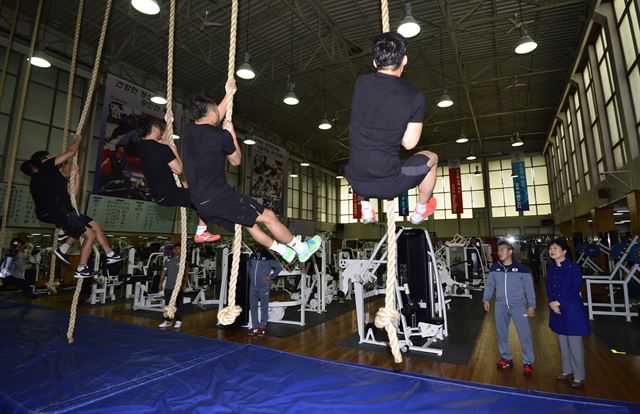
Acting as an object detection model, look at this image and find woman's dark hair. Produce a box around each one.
[189,93,217,120]
[20,160,34,176]
[548,238,573,260]
[135,115,165,137]
[30,150,50,166]
[372,32,407,69]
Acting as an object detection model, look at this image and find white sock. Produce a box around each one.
[361,200,372,210]
[59,244,70,254]
[196,225,207,235]
[269,241,289,256]
[287,237,307,254]
[106,250,115,257]
[415,202,427,213]
[77,264,87,271]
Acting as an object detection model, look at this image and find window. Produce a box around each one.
[317,170,337,223]
[287,160,300,219]
[339,178,356,223]
[615,0,640,148]
[489,156,551,217]
[300,165,314,220]
[566,108,581,195]
[595,30,627,169]
[573,92,591,190]
[427,162,483,220]
[583,61,606,178]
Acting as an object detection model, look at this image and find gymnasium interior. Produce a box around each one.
[0,0,639,412]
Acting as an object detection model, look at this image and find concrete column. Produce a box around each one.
[591,206,615,233]
[628,192,640,236]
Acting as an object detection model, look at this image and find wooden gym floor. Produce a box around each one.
[10,282,640,403]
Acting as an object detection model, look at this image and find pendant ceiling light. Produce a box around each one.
[397,3,420,38]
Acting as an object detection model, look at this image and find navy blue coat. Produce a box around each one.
[546,259,591,336]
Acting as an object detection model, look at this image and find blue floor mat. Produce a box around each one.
[0,298,637,414]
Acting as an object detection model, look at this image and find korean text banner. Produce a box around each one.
[512,159,530,211]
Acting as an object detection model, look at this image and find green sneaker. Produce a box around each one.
[297,235,322,263]
[276,245,297,264]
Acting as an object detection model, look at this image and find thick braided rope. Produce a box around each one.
[67,0,112,344]
[0,0,20,107]
[374,0,402,363]
[162,0,189,319]
[48,0,85,294]
[374,200,402,363]
[217,0,242,326]
[0,0,43,251]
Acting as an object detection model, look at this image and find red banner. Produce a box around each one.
[449,165,463,214]
[352,192,362,219]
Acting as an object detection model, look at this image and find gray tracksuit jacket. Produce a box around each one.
[483,260,536,309]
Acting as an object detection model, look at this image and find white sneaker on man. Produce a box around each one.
[174,321,182,329]
[158,321,172,328]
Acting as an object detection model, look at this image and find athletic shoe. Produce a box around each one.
[106,252,126,265]
[56,229,67,241]
[557,373,572,381]
[194,231,221,243]
[74,266,98,279]
[174,321,182,329]
[496,358,513,369]
[54,247,71,265]
[410,196,437,225]
[523,363,533,376]
[362,206,377,224]
[279,246,297,264]
[297,235,322,263]
[248,327,260,336]
[159,321,172,328]
[255,328,265,337]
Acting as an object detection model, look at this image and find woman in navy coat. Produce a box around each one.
[546,238,591,388]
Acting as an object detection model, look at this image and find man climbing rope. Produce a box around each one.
[21,134,125,278]
[182,81,321,264]
[345,32,438,224]
[136,112,220,243]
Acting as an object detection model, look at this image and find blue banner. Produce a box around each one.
[512,160,530,211]
[399,192,409,216]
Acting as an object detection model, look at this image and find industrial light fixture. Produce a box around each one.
[289,173,299,178]
[613,212,624,216]
[243,137,256,145]
[28,40,51,68]
[397,3,420,38]
[473,166,481,176]
[236,52,256,80]
[172,134,180,140]
[466,153,477,161]
[617,209,629,213]
[515,27,537,54]
[437,32,453,108]
[283,77,299,105]
[511,131,524,147]
[456,128,469,144]
[437,89,453,108]
[318,115,332,130]
[131,0,160,15]
[335,175,344,179]
[151,92,167,105]
[300,162,310,167]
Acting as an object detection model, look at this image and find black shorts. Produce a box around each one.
[195,189,265,232]
[154,187,192,208]
[37,210,93,239]
[348,154,430,199]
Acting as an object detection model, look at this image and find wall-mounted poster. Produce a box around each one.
[250,139,286,218]
[92,74,183,201]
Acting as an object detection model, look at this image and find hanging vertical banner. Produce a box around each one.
[93,74,183,200]
[398,191,409,216]
[352,192,362,219]
[512,158,530,211]
[250,138,286,218]
[448,159,463,214]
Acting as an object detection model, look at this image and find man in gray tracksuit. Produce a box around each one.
[483,241,537,375]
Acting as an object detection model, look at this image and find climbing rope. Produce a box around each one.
[67,0,113,344]
[372,0,403,364]
[0,0,21,106]
[162,0,189,320]
[0,0,43,252]
[216,0,242,326]
[47,0,85,295]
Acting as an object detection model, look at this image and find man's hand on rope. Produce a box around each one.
[164,110,174,125]
[223,120,235,134]
[70,133,82,151]
[225,79,237,96]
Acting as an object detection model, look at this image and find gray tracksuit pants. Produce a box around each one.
[495,304,535,364]
[250,285,269,329]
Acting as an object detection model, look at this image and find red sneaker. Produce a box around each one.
[523,363,533,376]
[410,197,437,224]
[496,358,513,369]
[255,328,265,337]
[194,231,221,243]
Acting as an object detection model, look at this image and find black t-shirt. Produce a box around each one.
[346,72,425,183]
[30,158,72,215]
[137,139,177,196]
[182,123,236,203]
